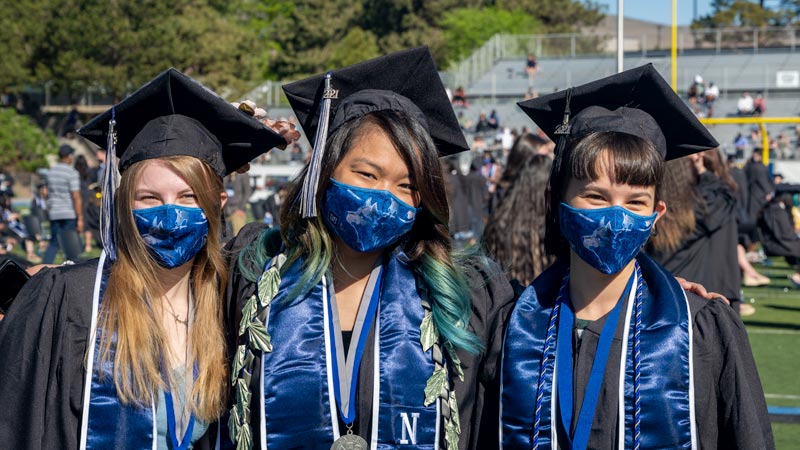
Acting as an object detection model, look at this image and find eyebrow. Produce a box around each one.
[581,184,654,199]
[350,157,411,180]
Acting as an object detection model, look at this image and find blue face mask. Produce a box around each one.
[133,204,209,268]
[322,178,419,253]
[559,202,656,275]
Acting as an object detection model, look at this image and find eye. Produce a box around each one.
[398,183,417,191]
[182,193,197,199]
[356,171,377,180]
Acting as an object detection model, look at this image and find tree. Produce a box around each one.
[1,0,261,99]
[239,0,365,79]
[0,108,57,172]
[494,0,604,32]
[440,8,540,64]
[691,0,790,27]
[0,0,50,89]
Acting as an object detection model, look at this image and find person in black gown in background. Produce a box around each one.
[648,149,745,313]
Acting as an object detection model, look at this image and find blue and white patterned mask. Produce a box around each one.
[133,204,209,268]
[559,202,656,275]
[322,178,419,253]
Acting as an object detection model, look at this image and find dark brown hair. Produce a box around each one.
[545,131,664,256]
[647,157,699,254]
[702,148,738,192]
[484,154,553,285]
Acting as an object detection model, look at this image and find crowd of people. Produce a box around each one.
[0,50,778,450]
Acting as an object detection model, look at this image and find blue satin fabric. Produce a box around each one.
[86,261,154,450]
[322,179,418,253]
[261,251,437,449]
[559,203,656,275]
[375,252,437,449]
[501,254,692,449]
[133,204,209,268]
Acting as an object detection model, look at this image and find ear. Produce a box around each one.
[220,191,228,209]
[653,200,667,225]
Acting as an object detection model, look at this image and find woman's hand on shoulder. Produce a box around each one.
[675,276,730,305]
[262,118,301,149]
[26,264,58,277]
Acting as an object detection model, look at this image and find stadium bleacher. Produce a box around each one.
[469,52,800,97]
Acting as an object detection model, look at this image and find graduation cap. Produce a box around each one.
[282,46,468,217]
[76,68,285,261]
[517,63,718,160]
[78,68,285,177]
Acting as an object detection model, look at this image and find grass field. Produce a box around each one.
[15,241,800,447]
[742,259,800,449]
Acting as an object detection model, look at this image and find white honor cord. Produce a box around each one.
[323,276,342,439]
[370,309,380,449]
[497,344,504,450]
[683,291,698,449]
[215,422,221,450]
[150,394,157,450]
[616,272,637,450]
[435,394,441,450]
[551,357,558,448]
[259,274,275,450]
[260,344,267,450]
[79,250,107,450]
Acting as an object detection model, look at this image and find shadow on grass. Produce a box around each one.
[764,304,800,313]
[743,320,800,330]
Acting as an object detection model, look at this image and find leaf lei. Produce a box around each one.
[228,259,282,450]
[420,306,464,450]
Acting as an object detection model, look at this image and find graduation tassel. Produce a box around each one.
[552,87,573,159]
[100,107,119,261]
[300,72,337,218]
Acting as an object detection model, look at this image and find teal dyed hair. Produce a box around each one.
[238,111,482,354]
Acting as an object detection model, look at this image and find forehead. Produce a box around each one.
[571,152,656,191]
[342,125,411,168]
[134,160,191,191]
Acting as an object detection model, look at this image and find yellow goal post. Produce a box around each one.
[699,117,800,165]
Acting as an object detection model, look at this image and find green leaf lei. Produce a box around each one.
[228,256,462,449]
[228,257,283,450]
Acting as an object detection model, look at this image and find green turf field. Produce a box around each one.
[742,259,800,449]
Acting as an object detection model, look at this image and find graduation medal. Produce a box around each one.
[330,433,368,450]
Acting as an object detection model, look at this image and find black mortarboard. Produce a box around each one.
[78,68,285,177]
[283,46,468,157]
[282,47,467,217]
[517,63,718,160]
[76,68,284,262]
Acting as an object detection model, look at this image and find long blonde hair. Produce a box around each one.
[96,155,228,421]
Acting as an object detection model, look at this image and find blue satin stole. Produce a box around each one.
[500,253,693,449]
[84,255,155,450]
[260,251,439,449]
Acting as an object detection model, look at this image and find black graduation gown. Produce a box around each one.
[224,223,516,450]
[542,288,774,449]
[745,159,773,220]
[650,172,740,299]
[759,201,800,258]
[0,260,218,450]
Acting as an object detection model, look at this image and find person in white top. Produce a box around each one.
[737,91,754,115]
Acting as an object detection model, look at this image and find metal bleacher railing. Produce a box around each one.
[446,26,800,90]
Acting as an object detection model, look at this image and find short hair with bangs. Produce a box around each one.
[545,131,665,256]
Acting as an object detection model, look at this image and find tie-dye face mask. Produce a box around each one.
[322,178,419,253]
[559,202,656,275]
[133,204,209,268]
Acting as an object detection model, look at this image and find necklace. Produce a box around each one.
[163,298,189,326]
